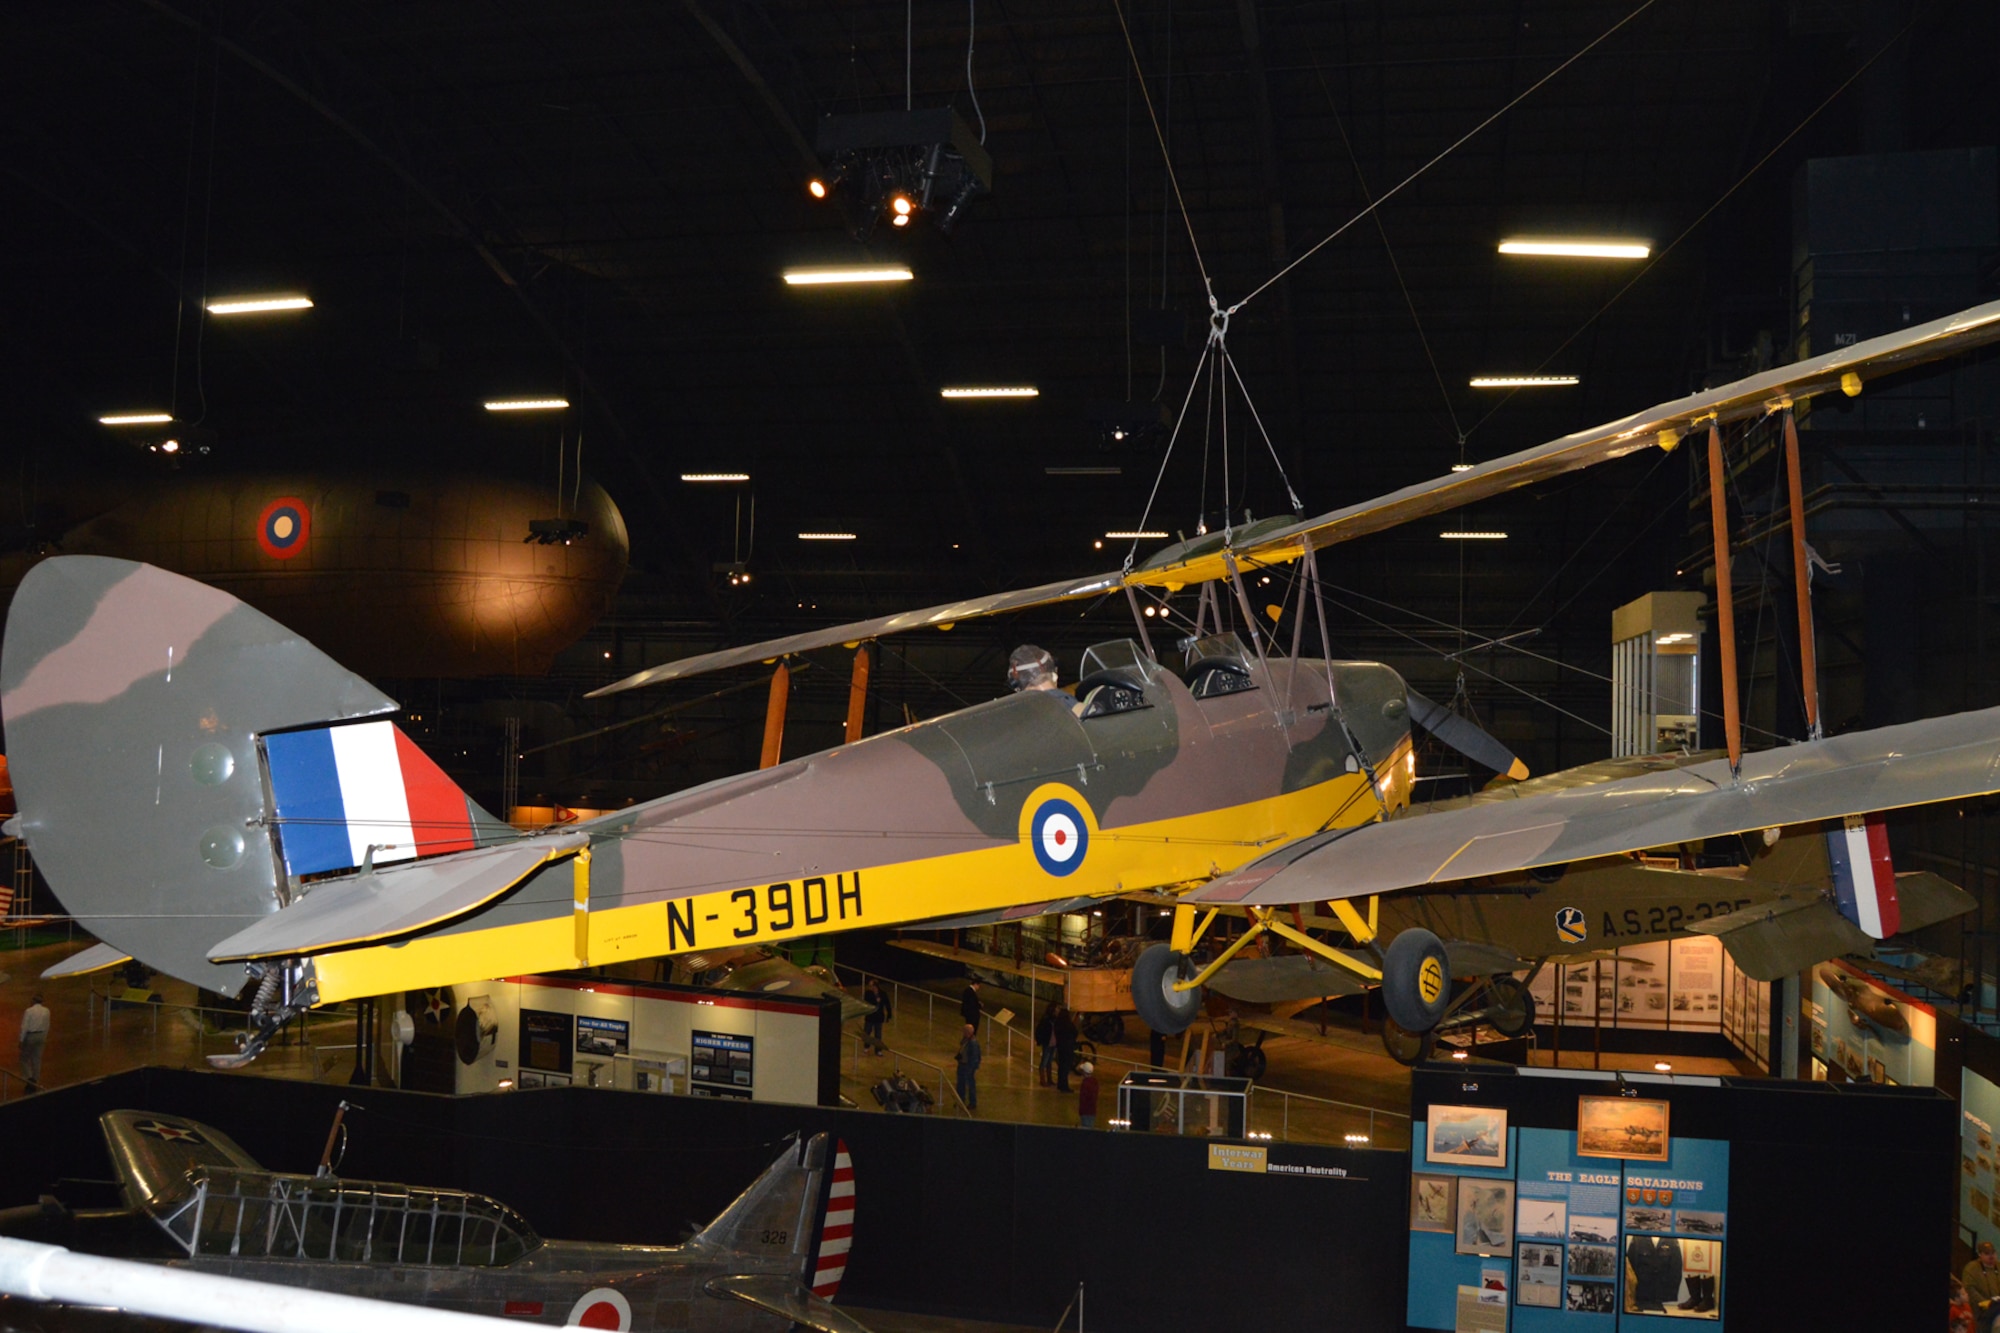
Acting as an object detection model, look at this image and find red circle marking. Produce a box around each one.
[577,1302,622,1329]
[1054,829,1067,846]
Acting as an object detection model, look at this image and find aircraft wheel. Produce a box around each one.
[1487,975,1536,1038]
[1236,1043,1268,1081]
[1382,1019,1437,1066]
[1380,928,1452,1033]
[1131,945,1203,1035]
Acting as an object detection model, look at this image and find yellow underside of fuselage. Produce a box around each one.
[309,739,1410,1003]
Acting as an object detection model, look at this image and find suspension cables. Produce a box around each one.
[1234,0,1659,316]
[1110,0,1210,299]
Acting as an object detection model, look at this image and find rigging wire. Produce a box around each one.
[1235,0,1660,314]
[1126,336,1214,570]
[1221,350,1303,516]
[1459,2,1925,443]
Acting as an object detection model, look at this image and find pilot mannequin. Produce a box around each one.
[1007,645,1058,692]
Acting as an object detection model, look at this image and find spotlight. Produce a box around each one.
[159,439,180,454]
[891,213,910,228]
[891,194,913,217]
[811,108,992,241]
[807,178,828,200]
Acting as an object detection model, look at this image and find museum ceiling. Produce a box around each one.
[4,2,1996,699]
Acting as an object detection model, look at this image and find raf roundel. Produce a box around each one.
[1029,796,1089,877]
[256,496,311,559]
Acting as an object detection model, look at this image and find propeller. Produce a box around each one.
[1405,687,1528,781]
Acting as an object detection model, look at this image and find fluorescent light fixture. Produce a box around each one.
[206,295,313,314]
[1469,375,1579,388]
[98,412,174,426]
[798,531,857,541]
[483,398,570,412]
[1497,238,1649,260]
[1440,531,1508,540]
[940,385,1038,399]
[1047,466,1123,476]
[1106,530,1168,540]
[1450,463,1474,473]
[782,266,913,286]
[681,472,750,483]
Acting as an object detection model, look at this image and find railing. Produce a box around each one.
[830,962,1410,1146]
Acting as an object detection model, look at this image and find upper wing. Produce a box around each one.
[1188,704,2000,905]
[590,297,2000,698]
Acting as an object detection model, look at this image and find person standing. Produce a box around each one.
[1076,1061,1100,1128]
[862,979,889,1053]
[18,995,49,1090]
[954,1023,982,1113]
[1052,1004,1078,1093]
[1963,1241,2000,1330]
[960,981,982,1032]
[1034,1005,1056,1085]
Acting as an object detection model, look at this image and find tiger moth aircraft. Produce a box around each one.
[6,300,2000,1066]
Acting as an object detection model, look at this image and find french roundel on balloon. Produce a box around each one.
[256,496,311,559]
[1028,795,1091,877]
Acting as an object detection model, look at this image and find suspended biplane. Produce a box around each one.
[6,301,2000,1066]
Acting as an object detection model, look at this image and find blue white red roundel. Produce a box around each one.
[1031,797,1089,877]
[257,496,311,559]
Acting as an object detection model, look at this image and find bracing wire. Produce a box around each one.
[1234,0,1660,315]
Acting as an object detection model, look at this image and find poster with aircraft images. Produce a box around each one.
[1718,950,1771,1072]
[1960,1068,2000,1250]
[1523,937,1723,1035]
[1807,961,1935,1087]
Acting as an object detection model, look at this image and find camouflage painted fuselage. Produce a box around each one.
[311,651,1413,1001]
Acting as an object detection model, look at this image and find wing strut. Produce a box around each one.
[1705,421,1744,773]
[1783,408,1823,740]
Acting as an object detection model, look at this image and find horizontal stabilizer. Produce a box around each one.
[887,938,1073,987]
[704,1276,874,1333]
[1210,953,1369,1004]
[42,942,132,979]
[207,832,587,962]
[1891,870,1977,933]
[1686,895,1873,983]
[1189,705,2000,906]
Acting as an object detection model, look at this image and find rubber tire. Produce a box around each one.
[1381,927,1452,1033]
[1237,1043,1268,1081]
[1131,944,1203,1035]
[1382,1019,1437,1066]
[1487,975,1536,1038]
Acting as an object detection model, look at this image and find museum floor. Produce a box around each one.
[0,930,1756,1154]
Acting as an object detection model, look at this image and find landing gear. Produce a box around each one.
[1382,1018,1437,1066]
[1131,944,1203,1034]
[1485,974,1536,1038]
[1228,1039,1269,1081]
[207,961,312,1070]
[1380,928,1451,1034]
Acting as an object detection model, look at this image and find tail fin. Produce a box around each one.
[0,557,499,995]
[692,1133,852,1298]
[1826,813,1902,938]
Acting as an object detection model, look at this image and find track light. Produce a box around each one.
[808,178,828,199]
[891,213,910,228]
[891,194,913,217]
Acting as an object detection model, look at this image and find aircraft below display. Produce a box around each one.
[0,1110,865,1333]
[6,300,2000,1066]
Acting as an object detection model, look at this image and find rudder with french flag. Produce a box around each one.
[1825,812,1901,939]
